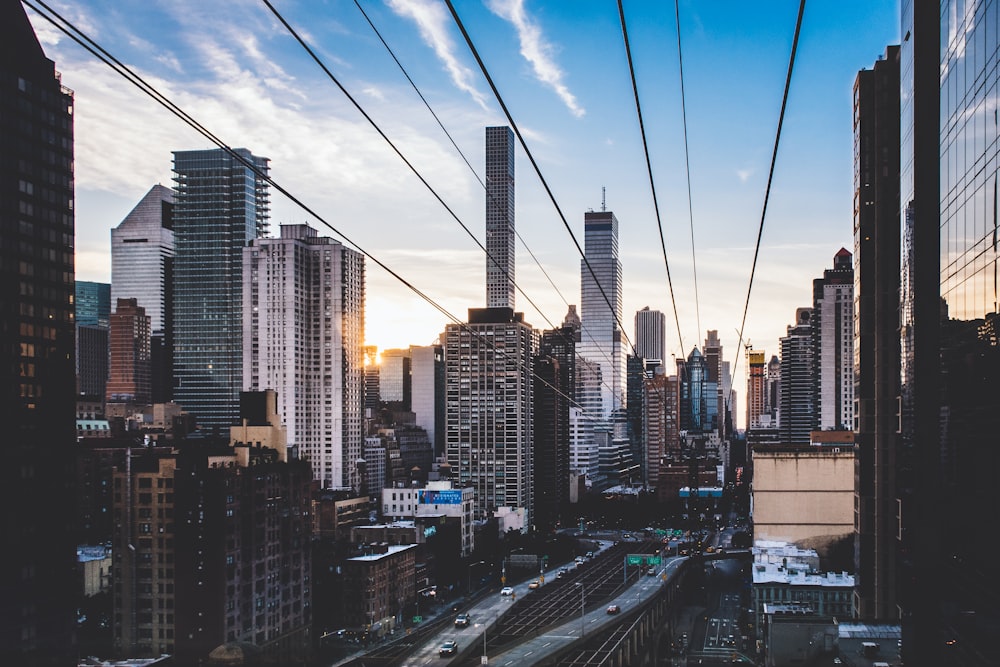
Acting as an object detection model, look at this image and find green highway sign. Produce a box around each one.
[627,555,643,566]
[647,556,662,565]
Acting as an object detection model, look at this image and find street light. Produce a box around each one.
[574,582,585,637]
[468,560,486,594]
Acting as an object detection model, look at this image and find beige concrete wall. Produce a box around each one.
[752,449,854,544]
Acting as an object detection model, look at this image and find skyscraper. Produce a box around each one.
[779,308,814,445]
[2,3,78,661]
[243,223,365,491]
[444,308,535,523]
[634,306,665,363]
[410,343,444,457]
[898,2,999,662]
[852,45,900,623]
[533,345,569,532]
[172,148,269,434]
[485,126,515,310]
[644,371,678,488]
[106,298,151,404]
[746,350,767,430]
[75,280,111,397]
[766,354,781,424]
[76,280,111,327]
[579,209,627,420]
[111,183,175,402]
[702,330,726,438]
[379,348,412,408]
[677,347,717,435]
[812,249,854,430]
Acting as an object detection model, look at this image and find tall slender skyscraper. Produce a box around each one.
[812,249,854,430]
[485,126,515,310]
[702,330,726,438]
[779,308,814,445]
[111,184,175,402]
[2,3,78,661]
[579,209,626,420]
[244,223,365,491]
[852,44,900,624]
[746,350,767,430]
[172,148,269,433]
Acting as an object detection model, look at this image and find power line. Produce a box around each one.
[351,0,622,391]
[262,0,640,407]
[23,0,585,415]
[444,0,639,368]
[351,1,572,326]
[730,0,807,394]
[673,0,702,343]
[616,0,685,357]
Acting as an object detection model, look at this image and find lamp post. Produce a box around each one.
[468,560,485,594]
[574,582,585,637]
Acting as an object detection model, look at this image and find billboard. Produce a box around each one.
[418,489,463,505]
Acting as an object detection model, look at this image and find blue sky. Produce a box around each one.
[28,0,899,417]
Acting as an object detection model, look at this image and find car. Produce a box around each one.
[606,604,621,615]
[500,586,514,596]
[454,613,470,627]
[647,568,657,576]
[527,580,540,589]
[439,639,458,655]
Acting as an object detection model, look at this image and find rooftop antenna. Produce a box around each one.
[601,186,606,212]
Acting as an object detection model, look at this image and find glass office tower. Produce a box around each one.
[900,1,999,663]
[172,148,269,433]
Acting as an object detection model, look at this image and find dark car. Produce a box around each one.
[606,604,621,615]
[439,639,459,655]
[454,613,470,627]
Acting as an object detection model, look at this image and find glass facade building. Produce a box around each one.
[172,148,269,433]
[578,210,627,421]
[900,1,999,663]
[75,280,111,327]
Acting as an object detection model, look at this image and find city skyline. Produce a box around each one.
[28,1,900,393]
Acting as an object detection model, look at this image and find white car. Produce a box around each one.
[500,586,514,596]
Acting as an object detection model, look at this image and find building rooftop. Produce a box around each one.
[752,560,854,587]
[347,544,417,562]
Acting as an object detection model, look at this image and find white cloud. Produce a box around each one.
[385,0,489,110]
[486,0,584,118]
[736,168,754,183]
[362,85,386,101]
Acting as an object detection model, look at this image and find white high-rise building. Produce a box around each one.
[634,306,665,363]
[578,209,627,421]
[243,223,365,490]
